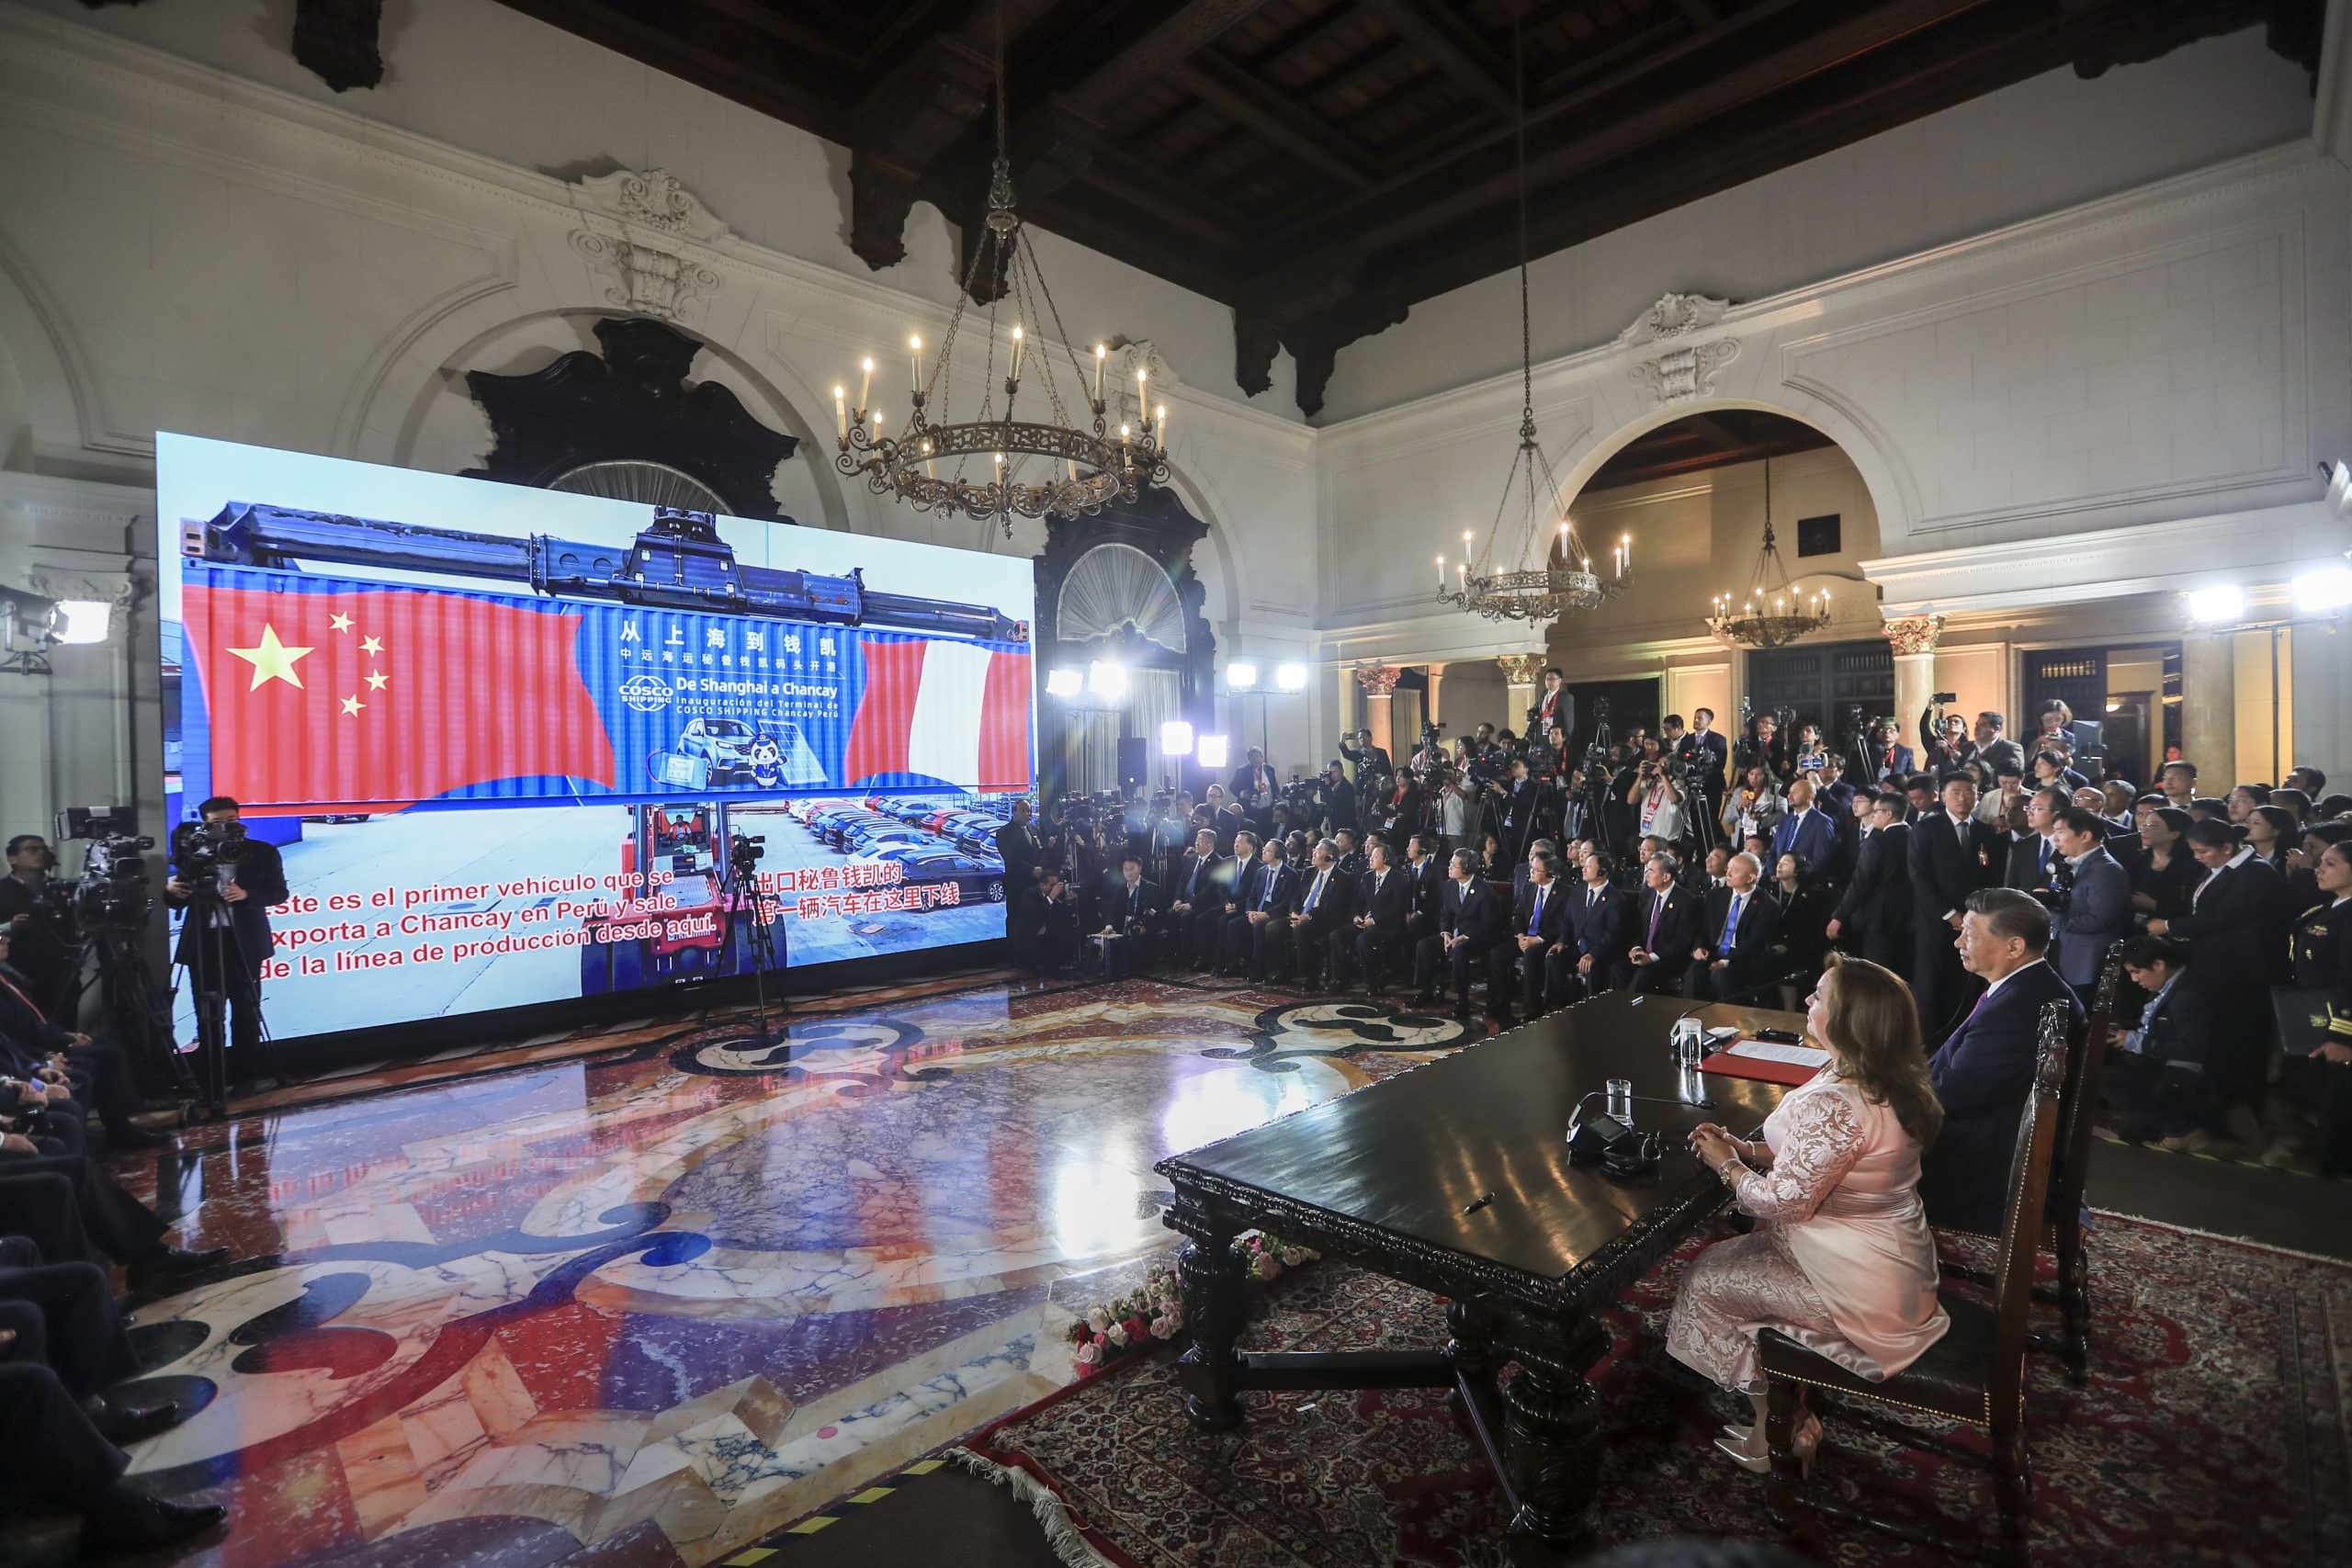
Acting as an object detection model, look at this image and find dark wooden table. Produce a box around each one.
[1156,990,1800,1552]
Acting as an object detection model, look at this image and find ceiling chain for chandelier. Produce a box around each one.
[832,0,1168,535]
[1436,16,1631,625]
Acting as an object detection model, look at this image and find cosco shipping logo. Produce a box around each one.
[619,673,674,714]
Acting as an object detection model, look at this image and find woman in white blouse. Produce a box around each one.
[1666,954,1950,1471]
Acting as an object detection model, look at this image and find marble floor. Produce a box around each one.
[107,977,1487,1567]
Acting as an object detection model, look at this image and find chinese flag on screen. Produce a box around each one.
[183,577,617,809]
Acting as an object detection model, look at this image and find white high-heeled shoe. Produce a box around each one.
[1713,1412,1819,1475]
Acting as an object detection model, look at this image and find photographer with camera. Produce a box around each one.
[1719,761,1786,849]
[1339,728,1390,785]
[0,838,74,1021]
[164,797,287,1100]
[1735,710,1792,785]
[1230,748,1278,832]
[1675,708,1731,809]
[1319,761,1358,837]
[1623,742,1686,850]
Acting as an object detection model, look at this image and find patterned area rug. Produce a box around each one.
[960,1214,2350,1567]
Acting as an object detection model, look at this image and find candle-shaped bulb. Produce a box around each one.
[910,336,923,392]
[1119,423,1130,439]
[1091,343,1107,402]
[1010,324,1025,382]
[859,356,874,409]
[833,385,847,439]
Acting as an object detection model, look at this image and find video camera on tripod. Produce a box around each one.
[57,805,153,935]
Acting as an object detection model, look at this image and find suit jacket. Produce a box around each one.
[994,824,1040,887]
[1168,851,1223,910]
[1566,880,1633,968]
[1920,961,2083,1235]
[2050,846,2131,988]
[2004,833,2059,892]
[1356,866,1410,937]
[1834,823,1912,933]
[2121,969,2219,1072]
[1237,862,1298,920]
[2165,854,2291,984]
[1632,885,1702,962]
[1976,738,2026,782]
[1401,856,1443,929]
[0,964,69,1057]
[1290,863,1355,939]
[1677,730,1730,794]
[1770,808,1837,871]
[1506,878,1571,952]
[1437,876,1502,949]
[169,834,288,971]
[1532,685,1573,736]
[1109,877,1163,926]
[1906,810,2004,937]
[1872,742,1918,783]
[1699,885,1782,966]
[1229,763,1277,811]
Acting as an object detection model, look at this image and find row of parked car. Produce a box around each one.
[786,796,1010,888]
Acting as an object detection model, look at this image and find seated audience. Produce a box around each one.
[1684,851,1781,1003]
[2102,933,2221,1149]
[1555,849,1631,1009]
[1622,853,1701,994]
[1668,956,1948,1473]
[1413,849,1502,1020]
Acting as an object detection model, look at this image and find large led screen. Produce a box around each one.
[158,434,1035,1042]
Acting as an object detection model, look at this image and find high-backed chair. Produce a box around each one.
[1940,940,2120,1387]
[1758,998,2069,1564]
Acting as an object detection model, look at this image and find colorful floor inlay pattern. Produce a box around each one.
[107,978,1485,1567]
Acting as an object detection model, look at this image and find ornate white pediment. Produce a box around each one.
[565,169,728,323]
[1629,338,1740,405]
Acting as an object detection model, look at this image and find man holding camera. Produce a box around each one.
[1675,708,1731,812]
[1320,760,1358,837]
[0,837,75,1020]
[1339,728,1390,785]
[165,796,287,1089]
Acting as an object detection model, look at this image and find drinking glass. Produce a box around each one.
[1606,1077,1634,1126]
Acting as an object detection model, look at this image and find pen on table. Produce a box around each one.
[1462,1192,1497,1215]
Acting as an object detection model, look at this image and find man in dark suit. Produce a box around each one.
[1333,837,1409,994]
[1230,749,1278,829]
[1490,849,1569,1023]
[1221,839,1295,979]
[2004,787,2067,891]
[1676,707,1732,810]
[994,800,1041,942]
[2101,933,2221,1146]
[1319,761,1359,838]
[1827,795,1911,971]
[1493,756,1542,866]
[1554,849,1631,1008]
[1619,852,1702,993]
[1683,851,1782,1001]
[1770,778,1837,871]
[1106,852,1163,951]
[1906,770,2005,1040]
[1268,840,1353,987]
[1163,828,1226,970]
[165,797,288,1087]
[2047,807,2131,990]
[2148,816,2294,1139]
[1531,667,1573,738]
[1339,729,1391,785]
[1399,831,1443,952]
[1919,889,2084,1236]
[1414,849,1503,1019]
[1973,711,2025,785]
[1867,717,1917,785]
[0,949,161,1154]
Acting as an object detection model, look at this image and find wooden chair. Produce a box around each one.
[1758,998,2070,1564]
[1940,940,2120,1386]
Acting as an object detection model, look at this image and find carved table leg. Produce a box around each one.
[1174,1224,1249,1432]
[1496,1325,1604,1551]
[1444,1297,1497,1419]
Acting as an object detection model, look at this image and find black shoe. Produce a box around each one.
[85,1393,182,1444]
[80,1490,226,1554]
[127,1246,230,1292]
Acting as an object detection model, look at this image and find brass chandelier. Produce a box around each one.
[1436,17,1630,625]
[1706,463,1830,649]
[833,3,1168,535]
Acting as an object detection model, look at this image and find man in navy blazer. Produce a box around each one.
[1414,849,1503,1019]
[1217,839,1295,977]
[1552,848,1632,1008]
[1919,889,2084,1236]
[1769,778,1838,872]
[1868,717,1917,784]
[2046,807,2132,989]
[1619,852,1702,993]
[1491,849,1570,1022]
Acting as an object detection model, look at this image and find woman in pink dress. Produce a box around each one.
[1666,954,1949,1471]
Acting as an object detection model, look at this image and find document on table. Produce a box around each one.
[1725,1039,1832,1069]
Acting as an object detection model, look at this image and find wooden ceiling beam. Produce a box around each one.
[1355,0,1515,118]
[1057,0,1286,118]
[1171,54,1380,189]
[492,0,852,139]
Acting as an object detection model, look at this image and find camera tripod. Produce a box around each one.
[716,847,787,1055]
[173,884,284,1119]
[64,920,192,1105]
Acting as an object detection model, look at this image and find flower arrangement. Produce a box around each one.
[1065,1233,1321,1376]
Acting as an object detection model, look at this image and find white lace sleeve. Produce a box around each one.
[1726,1086,1864,1224]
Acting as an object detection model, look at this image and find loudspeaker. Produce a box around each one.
[1117,736,1148,790]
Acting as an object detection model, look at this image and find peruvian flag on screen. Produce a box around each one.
[844,638,1032,792]
[182,576,618,809]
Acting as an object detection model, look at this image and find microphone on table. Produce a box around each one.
[1563,1085,1714,1174]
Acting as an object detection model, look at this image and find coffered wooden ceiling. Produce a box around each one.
[490,0,2324,415]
